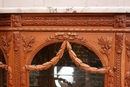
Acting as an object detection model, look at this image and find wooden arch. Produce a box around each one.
[25,41,110,74]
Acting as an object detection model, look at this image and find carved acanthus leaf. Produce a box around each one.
[1,35,12,58]
[125,39,130,60]
[98,37,112,60]
[25,41,66,71]
[45,32,87,42]
[66,41,110,74]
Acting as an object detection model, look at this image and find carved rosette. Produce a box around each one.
[1,35,12,59]
[45,32,87,42]
[98,36,112,60]
[13,32,20,87]
[125,38,130,60]
[115,33,123,87]
[11,15,21,27]
[114,15,126,28]
[22,35,35,60]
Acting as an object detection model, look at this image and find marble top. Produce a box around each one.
[0,7,130,13]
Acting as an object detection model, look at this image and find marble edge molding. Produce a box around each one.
[0,7,130,13]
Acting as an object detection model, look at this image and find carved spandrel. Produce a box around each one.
[98,36,112,61]
[114,15,126,28]
[11,15,21,27]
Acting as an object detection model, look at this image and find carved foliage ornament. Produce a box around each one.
[0,61,13,86]
[24,41,110,74]
[1,35,12,58]
[98,36,112,61]
[22,35,35,59]
[125,38,130,60]
[45,32,87,42]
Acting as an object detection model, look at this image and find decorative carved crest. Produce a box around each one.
[125,38,130,60]
[1,35,12,58]
[11,15,21,27]
[22,35,35,59]
[25,41,110,74]
[45,32,87,42]
[114,15,126,28]
[98,36,112,60]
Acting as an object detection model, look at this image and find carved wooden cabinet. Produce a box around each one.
[0,13,130,87]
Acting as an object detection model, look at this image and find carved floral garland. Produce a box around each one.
[66,41,110,74]
[25,41,110,74]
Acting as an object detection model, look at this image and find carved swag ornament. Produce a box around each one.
[24,41,110,75]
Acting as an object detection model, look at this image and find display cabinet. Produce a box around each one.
[0,13,130,87]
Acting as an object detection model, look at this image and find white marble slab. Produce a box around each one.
[0,7,130,13]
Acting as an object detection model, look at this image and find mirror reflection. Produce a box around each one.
[30,42,104,87]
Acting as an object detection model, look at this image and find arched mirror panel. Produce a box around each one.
[29,42,104,87]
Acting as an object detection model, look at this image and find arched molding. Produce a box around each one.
[27,39,108,67]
